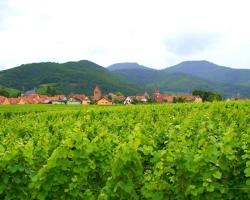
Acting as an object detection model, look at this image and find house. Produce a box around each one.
[48,95,66,101]
[123,95,148,104]
[192,96,202,102]
[0,96,10,104]
[52,100,66,105]
[81,97,91,105]
[8,98,20,104]
[176,95,202,103]
[153,83,177,103]
[3,94,47,104]
[20,92,42,104]
[26,96,39,104]
[161,94,175,103]
[68,94,90,104]
[38,95,50,104]
[67,98,81,104]
[107,93,126,102]
[134,95,148,102]
[49,95,66,104]
[124,96,133,105]
[22,89,37,96]
[17,96,27,104]
[128,92,149,103]
[97,97,112,105]
[42,99,51,104]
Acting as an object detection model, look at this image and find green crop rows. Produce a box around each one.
[0,101,250,199]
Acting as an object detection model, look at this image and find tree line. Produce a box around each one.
[192,90,222,101]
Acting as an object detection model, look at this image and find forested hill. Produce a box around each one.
[164,60,250,87]
[1,59,250,98]
[108,61,250,97]
[0,60,143,95]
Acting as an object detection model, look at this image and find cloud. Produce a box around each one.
[0,0,250,69]
[0,1,9,30]
[164,31,221,56]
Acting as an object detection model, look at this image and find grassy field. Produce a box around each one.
[0,103,176,113]
[0,101,250,199]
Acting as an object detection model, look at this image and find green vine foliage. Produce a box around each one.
[0,101,249,199]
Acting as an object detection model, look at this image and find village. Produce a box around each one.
[0,85,202,105]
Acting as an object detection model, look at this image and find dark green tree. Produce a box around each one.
[115,92,123,96]
[0,88,10,97]
[46,86,57,96]
[192,90,222,102]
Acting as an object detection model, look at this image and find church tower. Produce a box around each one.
[154,83,160,95]
[153,83,161,101]
[93,85,102,100]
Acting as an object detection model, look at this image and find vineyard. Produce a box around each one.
[0,101,250,199]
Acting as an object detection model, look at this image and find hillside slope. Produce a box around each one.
[0,60,143,95]
[108,62,250,97]
[164,60,250,86]
[145,73,250,97]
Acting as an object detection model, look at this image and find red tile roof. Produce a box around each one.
[97,97,112,105]
[26,96,39,104]
[38,95,49,103]
[177,95,202,102]
[17,96,27,104]
[8,98,20,104]
[130,95,148,102]
[0,96,7,103]
[154,93,175,103]
[68,94,88,101]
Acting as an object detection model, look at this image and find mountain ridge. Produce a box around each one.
[108,61,250,97]
[0,60,250,98]
[108,62,154,71]
[0,60,143,95]
[163,60,250,86]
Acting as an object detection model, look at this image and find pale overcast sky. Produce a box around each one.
[1,0,250,69]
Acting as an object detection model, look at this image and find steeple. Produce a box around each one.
[154,82,160,95]
[153,82,161,101]
[93,85,102,100]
